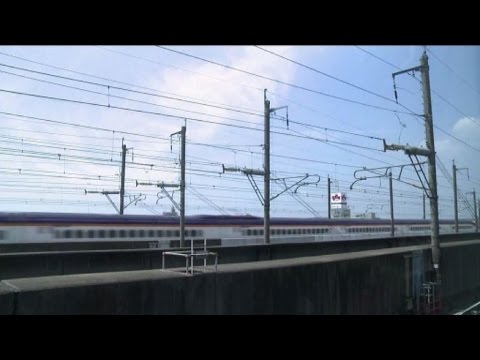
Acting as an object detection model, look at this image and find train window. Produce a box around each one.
[139,230,145,238]
[191,230,197,237]
[0,230,3,240]
[166,230,172,237]
[129,230,136,238]
[197,230,204,237]
[157,230,164,237]
[174,230,180,237]
[99,230,106,238]
[119,230,126,238]
[65,230,72,239]
[88,230,94,238]
[109,230,116,238]
[148,230,155,237]
[76,230,83,238]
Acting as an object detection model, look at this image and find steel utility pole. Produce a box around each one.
[264,91,271,245]
[180,125,186,248]
[452,161,469,233]
[136,125,186,247]
[120,143,127,215]
[423,194,426,220]
[467,190,478,233]
[419,52,440,278]
[328,176,331,219]
[387,51,440,281]
[263,91,288,244]
[389,172,394,237]
[453,161,459,232]
[472,190,478,233]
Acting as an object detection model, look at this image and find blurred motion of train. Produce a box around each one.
[0,212,475,249]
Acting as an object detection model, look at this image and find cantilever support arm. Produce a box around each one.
[104,193,120,214]
[350,177,367,190]
[159,186,181,212]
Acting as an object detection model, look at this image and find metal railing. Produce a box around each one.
[162,238,218,275]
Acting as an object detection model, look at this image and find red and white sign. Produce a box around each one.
[331,192,347,204]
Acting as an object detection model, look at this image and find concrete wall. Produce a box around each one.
[0,237,479,314]
[0,234,446,280]
[1,233,477,281]
[441,242,480,312]
[0,251,407,314]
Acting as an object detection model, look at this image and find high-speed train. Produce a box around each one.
[0,212,475,248]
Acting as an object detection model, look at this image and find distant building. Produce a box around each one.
[331,192,351,218]
[355,212,377,219]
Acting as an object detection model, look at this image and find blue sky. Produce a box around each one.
[0,45,478,220]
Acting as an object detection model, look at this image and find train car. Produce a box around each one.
[0,212,476,248]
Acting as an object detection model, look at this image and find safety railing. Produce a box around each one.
[162,238,218,274]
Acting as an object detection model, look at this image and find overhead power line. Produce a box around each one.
[355,46,480,154]
[254,45,420,116]
[156,46,422,117]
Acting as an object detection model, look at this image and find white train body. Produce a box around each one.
[0,212,475,249]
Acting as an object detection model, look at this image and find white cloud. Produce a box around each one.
[1,46,304,214]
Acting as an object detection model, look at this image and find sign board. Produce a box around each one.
[331,192,347,204]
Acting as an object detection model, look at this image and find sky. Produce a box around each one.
[0,45,478,220]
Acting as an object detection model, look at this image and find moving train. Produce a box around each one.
[0,212,475,248]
